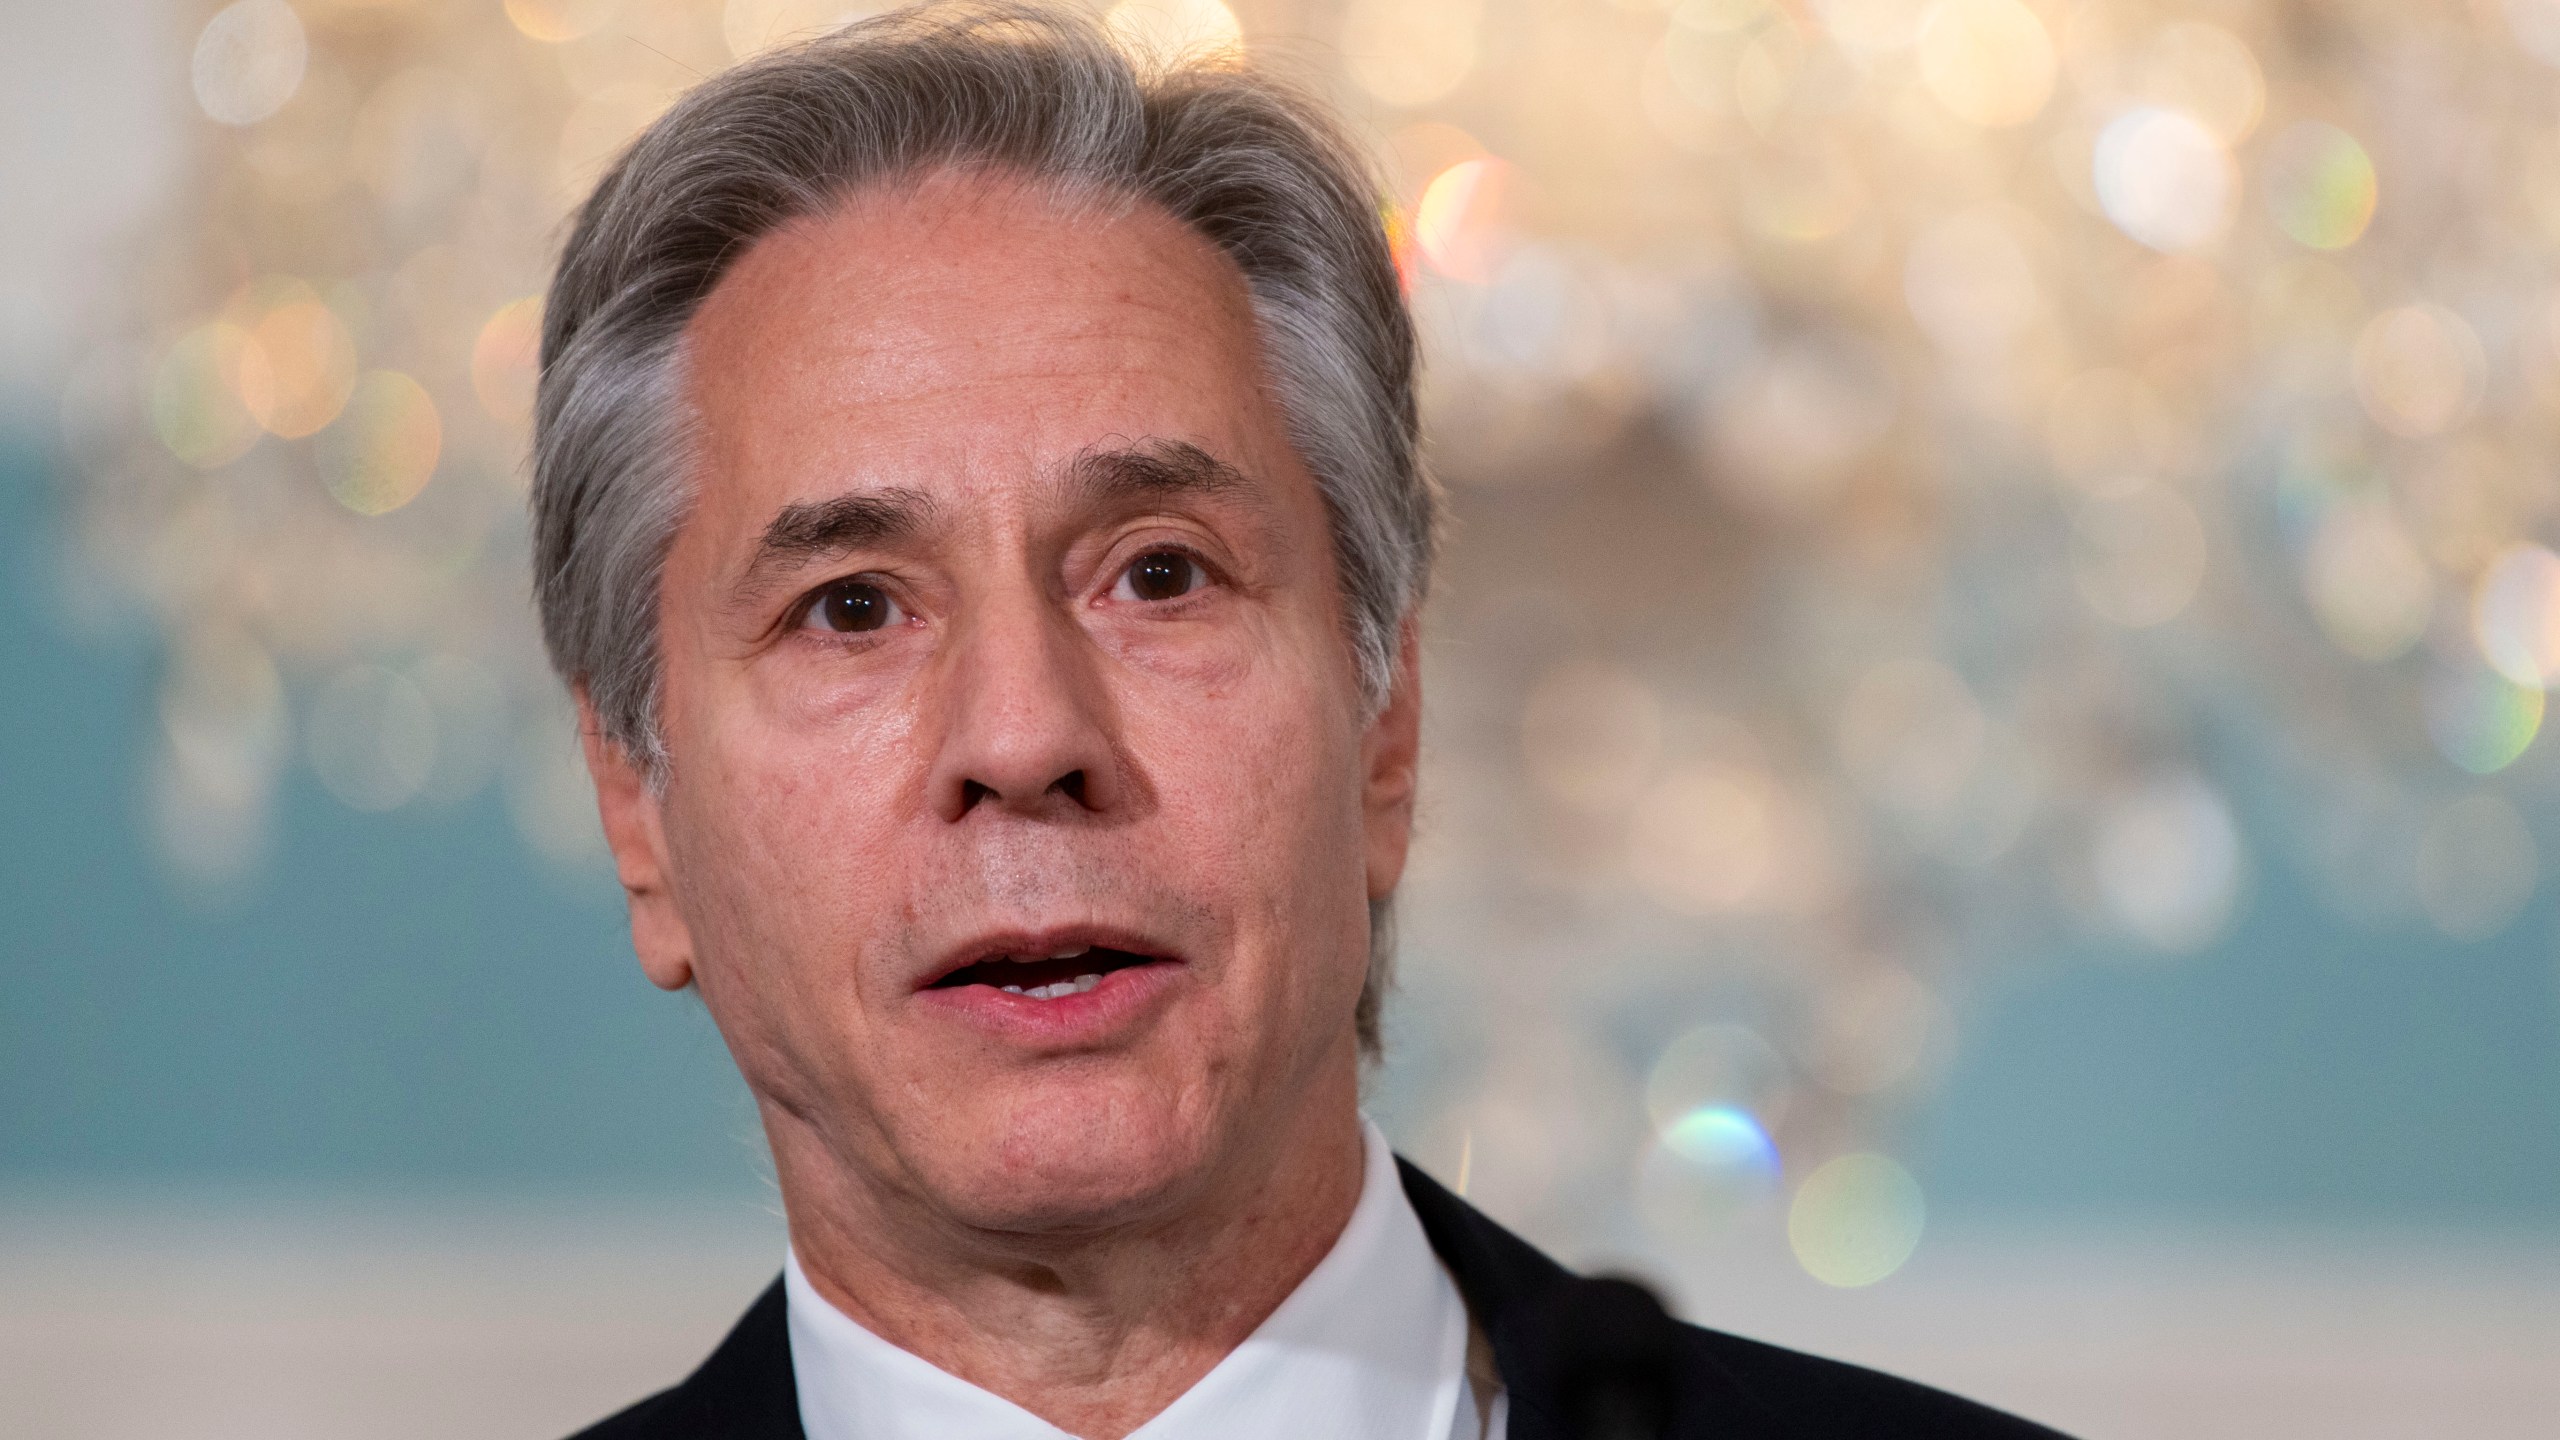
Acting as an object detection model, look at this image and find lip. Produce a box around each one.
[913,924,1184,990]
[911,924,1189,1046]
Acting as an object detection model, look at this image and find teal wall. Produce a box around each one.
[1926,861,2560,1223]
[0,436,759,1196]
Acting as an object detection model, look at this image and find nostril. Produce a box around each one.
[947,768,1099,818]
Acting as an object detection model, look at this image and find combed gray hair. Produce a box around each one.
[532,1,1434,1052]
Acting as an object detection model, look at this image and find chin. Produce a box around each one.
[919,1064,1226,1236]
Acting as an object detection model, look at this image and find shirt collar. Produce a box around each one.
[785,1120,1470,1440]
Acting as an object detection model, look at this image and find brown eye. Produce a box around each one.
[802,579,901,633]
[1119,550,1200,603]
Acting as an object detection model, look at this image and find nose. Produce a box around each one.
[925,589,1124,822]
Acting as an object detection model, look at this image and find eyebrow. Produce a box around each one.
[732,486,937,606]
[1068,439,1258,511]
[726,440,1263,610]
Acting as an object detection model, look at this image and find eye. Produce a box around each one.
[1114,549,1202,604]
[798,578,905,634]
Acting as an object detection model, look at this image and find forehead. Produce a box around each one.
[677,166,1281,524]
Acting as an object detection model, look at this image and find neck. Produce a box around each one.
[769,1063,1369,1440]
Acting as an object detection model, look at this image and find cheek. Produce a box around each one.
[656,760,911,1120]
[660,681,923,1007]
[686,643,927,849]
[1133,655,1371,957]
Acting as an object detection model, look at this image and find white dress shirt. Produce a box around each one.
[785,1121,1507,1440]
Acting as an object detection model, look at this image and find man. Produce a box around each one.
[536,5,2065,1437]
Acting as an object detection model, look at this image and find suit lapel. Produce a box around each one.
[1395,1157,1580,1440]
[669,1277,808,1438]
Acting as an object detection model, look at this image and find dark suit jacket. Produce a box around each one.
[573,1158,2070,1439]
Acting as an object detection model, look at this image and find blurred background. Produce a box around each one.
[5,0,2559,1434]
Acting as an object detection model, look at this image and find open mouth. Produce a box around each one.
[925,945,1160,1000]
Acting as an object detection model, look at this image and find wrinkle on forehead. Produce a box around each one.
[684,163,1262,400]
[670,161,1299,582]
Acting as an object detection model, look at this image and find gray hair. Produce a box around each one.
[531,1,1434,1052]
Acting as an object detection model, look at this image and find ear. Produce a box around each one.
[1361,616,1424,904]
[577,689,697,991]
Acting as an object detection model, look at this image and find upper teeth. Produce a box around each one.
[1049,945,1091,960]
[999,973,1104,1000]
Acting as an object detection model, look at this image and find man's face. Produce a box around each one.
[587,168,1418,1237]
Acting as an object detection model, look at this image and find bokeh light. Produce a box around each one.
[193,0,308,126]
[2263,122,2378,251]
[1645,1024,1788,1136]
[318,371,442,516]
[158,632,289,815]
[1809,0,1924,55]
[2093,106,2235,253]
[1635,1111,1781,1239]
[1641,4,1748,152]
[2424,663,2545,776]
[2303,504,2431,662]
[154,629,290,889]
[1628,761,1821,917]
[471,297,545,430]
[505,0,620,44]
[412,653,511,806]
[1634,1037,1784,1240]
[2473,545,2560,690]
[1413,156,1509,283]
[2415,792,2538,942]
[1456,245,1612,381]
[2353,305,2485,440]
[1342,0,1481,108]
[239,280,359,439]
[308,665,440,813]
[2093,773,2242,953]
[1662,1105,1779,1174]
[1806,967,1946,1096]
[1787,1154,1925,1288]
[150,324,271,470]
[1915,0,2054,129]
[2132,22,2263,145]
[1707,329,1898,515]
